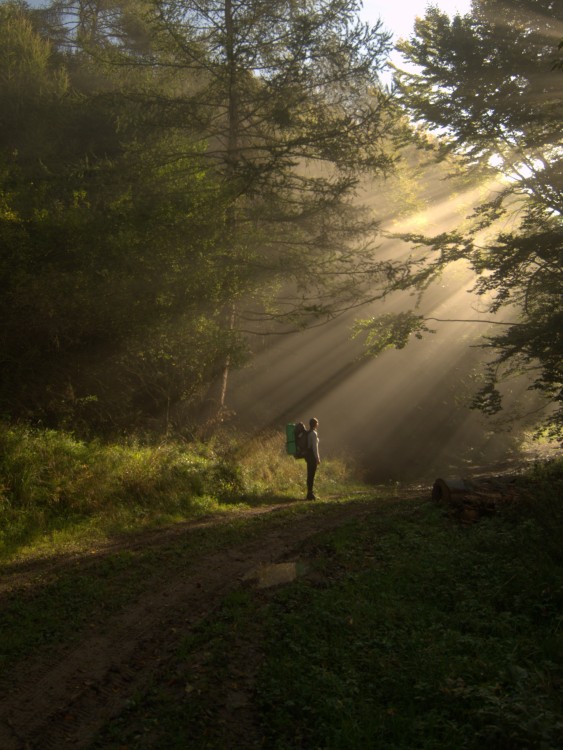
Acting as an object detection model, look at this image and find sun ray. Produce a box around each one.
[230,175,544,480]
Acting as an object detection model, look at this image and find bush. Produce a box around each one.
[0,422,358,559]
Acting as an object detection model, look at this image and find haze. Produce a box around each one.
[229,174,539,482]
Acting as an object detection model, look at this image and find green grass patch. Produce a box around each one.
[0,494,368,672]
[2,422,561,749]
[91,481,563,750]
[0,422,358,562]
[0,549,146,669]
[256,501,563,749]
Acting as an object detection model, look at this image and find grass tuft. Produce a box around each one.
[0,423,359,561]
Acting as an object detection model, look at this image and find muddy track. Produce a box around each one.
[0,499,383,750]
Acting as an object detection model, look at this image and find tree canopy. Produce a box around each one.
[366,0,563,438]
[1,0,561,442]
[0,0,396,433]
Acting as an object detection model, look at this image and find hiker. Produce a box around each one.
[306,417,320,500]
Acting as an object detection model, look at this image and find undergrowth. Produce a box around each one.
[0,422,358,561]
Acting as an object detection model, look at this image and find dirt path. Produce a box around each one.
[0,498,387,750]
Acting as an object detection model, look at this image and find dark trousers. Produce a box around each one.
[306,453,317,498]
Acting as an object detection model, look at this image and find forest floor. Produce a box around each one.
[0,492,407,750]
[1,444,561,750]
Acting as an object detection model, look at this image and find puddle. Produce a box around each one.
[243,561,305,589]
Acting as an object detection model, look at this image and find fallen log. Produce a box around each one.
[432,478,472,503]
[432,476,520,523]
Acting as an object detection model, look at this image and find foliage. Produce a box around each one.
[553,38,563,70]
[352,311,435,356]
[129,0,399,412]
[0,421,357,560]
[0,0,248,432]
[0,0,400,430]
[385,0,563,438]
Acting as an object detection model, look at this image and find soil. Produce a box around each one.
[0,496,406,750]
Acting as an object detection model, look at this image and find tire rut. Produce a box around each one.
[0,501,375,750]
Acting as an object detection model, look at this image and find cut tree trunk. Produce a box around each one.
[432,476,521,523]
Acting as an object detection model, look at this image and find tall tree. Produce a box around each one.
[0,1,235,433]
[358,0,563,437]
[1,0,398,434]
[106,0,397,420]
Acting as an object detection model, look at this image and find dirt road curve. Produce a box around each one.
[0,500,378,750]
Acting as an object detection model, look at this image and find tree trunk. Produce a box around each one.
[200,0,240,429]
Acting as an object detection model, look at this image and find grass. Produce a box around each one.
[0,422,368,678]
[0,422,359,562]
[0,513,250,670]
[0,548,147,666]
[89,472,563,750]
[1,423,562,748]
[255,502,563,749]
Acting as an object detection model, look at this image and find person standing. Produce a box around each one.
[306,417,320,500]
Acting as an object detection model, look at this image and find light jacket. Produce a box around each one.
[308,429,320,461]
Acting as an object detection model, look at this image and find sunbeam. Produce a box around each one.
[230,175,543,481]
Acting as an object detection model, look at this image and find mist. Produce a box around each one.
[229,295,539,482]
[228,177,545,483]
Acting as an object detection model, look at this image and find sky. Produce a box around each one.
[359,0,473,42]
[25,0,473,41]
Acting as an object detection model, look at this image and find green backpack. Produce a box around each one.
[286,422,309,460]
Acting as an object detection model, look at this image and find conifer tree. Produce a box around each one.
[366,0,563,437]
[1,0,398,431]
[120,0,396,417]
[0,1,233,432]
